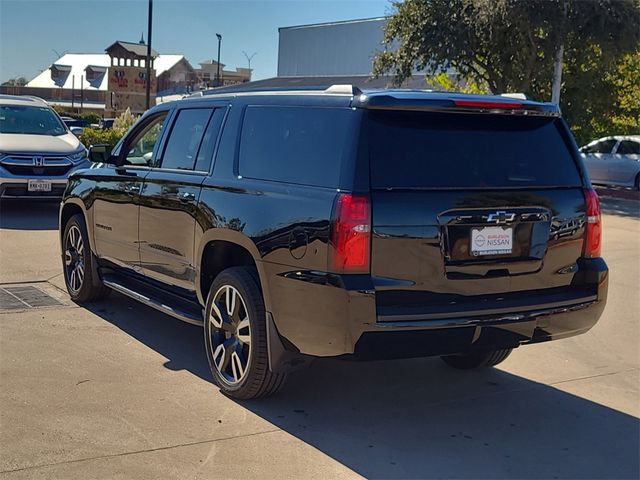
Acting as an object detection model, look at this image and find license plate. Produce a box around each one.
[28,180,52,192]
[471,226,513,256]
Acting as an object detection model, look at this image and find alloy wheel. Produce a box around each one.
[64,225,85,294]
[207,285,252,385]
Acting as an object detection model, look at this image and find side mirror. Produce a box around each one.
[70,127,84,137]
[88,144,116,164]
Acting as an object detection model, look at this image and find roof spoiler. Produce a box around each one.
[354,93,560,117]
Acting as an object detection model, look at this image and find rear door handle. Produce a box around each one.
[124,184,141,194]
[179,192,196,202]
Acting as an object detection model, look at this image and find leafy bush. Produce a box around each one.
[52,106,102,125]
[79,108,141,148]
[76,112,102,125]
[52,105,72,117]
[80,128,123,148]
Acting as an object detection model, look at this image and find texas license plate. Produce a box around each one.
[471,226,513,256]
[28,180,52,192]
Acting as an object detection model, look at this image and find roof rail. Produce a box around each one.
[198,84,364,96]
[0,95,47,104]
[24,95,47,103]
[324,84,362,95]
[200,85,329,96]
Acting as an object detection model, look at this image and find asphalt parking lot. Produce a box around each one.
[1,196,638,479]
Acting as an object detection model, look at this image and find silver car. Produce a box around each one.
[580,135,640,190]
[0,95,91,200]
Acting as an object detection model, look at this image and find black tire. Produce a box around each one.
[204,267,287,399]
[441,348,513,370]
[635,173,640,191]
[62,214,110,303]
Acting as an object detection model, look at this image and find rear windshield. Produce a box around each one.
[0,105,67,136]
[367,111,582,189]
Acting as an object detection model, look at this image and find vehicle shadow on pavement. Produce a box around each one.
[600,197,640,219]
[84,293,211,380]
[246,362,639,479]
[0,200,59,230]
[88,292,639,479]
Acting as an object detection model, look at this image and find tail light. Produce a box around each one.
[453,99,523,109]
[329,193,371,273]
[583,188,602,258]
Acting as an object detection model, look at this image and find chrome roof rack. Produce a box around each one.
[323,84,363,95]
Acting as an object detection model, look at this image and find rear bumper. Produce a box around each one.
[351,294,606,360]
[263,257,608,360]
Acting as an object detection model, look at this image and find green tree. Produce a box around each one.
[374,0,640,96]
[563,49,640,144]
[1,76,27,86]
[373,0,640,144]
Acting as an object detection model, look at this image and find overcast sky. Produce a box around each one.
[0,0,390,83]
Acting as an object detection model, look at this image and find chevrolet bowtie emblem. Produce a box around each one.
[487,211,516,223]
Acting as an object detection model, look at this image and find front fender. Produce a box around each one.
[59,197,94,253]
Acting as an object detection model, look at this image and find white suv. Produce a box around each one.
[0,95,91,200]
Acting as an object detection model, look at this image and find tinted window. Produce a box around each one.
[616,140,640,155]
[582,139,617,154]
[239,106,354,188]
[368,111,582,188]
[0,105,66,136]
[161,108,213,170]
[194,108,225,172]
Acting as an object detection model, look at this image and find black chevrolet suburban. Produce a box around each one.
[59,86,608,399]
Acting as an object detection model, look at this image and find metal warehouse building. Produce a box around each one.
[210,17,432,93]
[277,17,388,77]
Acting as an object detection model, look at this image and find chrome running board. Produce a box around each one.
[102,277,204,327]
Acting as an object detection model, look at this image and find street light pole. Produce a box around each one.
[216,33,222,87]
[145,0,153,110]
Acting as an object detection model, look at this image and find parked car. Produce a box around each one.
[61,117,89,129]
[0,95,91,200]
[99,118,115,129]
[580,135,640,190]
[59,86,608,399]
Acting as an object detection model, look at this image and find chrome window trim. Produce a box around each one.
[148,167,209,176]
[117,165,152,171]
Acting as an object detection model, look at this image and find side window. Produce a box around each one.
[194,108,226,172]
[238,106,354,188]
[160,108,213,170]
[582,139,617,154]
[125,113,167,166]
[616,140,640,155]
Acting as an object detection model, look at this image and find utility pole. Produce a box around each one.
[145,0,153,110]
[242,51,257,71]
[216,33,222,87]
[551,0,569,105]
[51,49,67,61]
